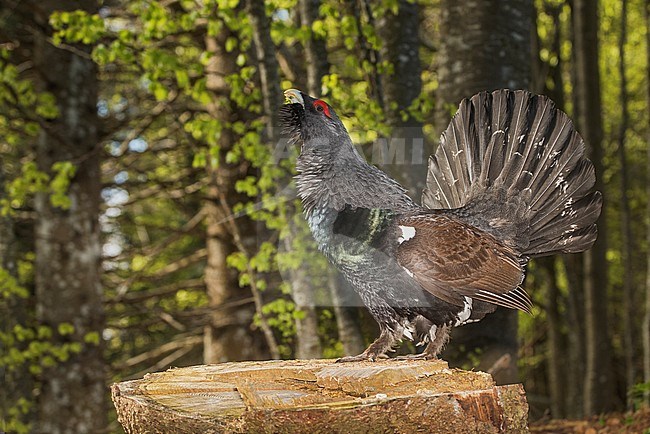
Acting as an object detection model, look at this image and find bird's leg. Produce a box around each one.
[336,327,399,363]
[395,324,451,361]
[422,324,451,358]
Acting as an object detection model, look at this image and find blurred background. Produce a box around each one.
[0,0,648,432]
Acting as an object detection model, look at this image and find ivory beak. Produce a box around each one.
[284,89,304,106]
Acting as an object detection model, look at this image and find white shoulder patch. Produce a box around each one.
[398,225,416,244]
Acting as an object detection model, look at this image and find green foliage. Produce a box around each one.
[258,298,299,357]
[2,162,47,214]
[0,265,93,432]
[0,323,85,375]
[49,162,76,209]
[50,11,105,44]
[630,382,650,408]
[1,160,79,214]
[0,267,28,299]
[2,396,31,434]
[0,41,77,217]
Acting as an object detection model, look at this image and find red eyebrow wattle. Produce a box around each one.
[313,100,332,118]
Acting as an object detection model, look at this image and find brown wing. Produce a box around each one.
[395,214,532,313]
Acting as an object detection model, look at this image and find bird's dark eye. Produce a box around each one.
[313,100,332,119]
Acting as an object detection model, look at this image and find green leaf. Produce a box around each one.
[131,255,149,272]
[225,37,238,52]
[49,161,76,209]
[57,323,75,336]
[84,332,100,346]
[151,81,169,101]
[175,70,189,88]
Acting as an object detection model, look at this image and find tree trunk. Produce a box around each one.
[299,0,329,96]
[537,2,566,106]
[288,256,323,359]
[376,0,427,196]
[297,0,366,359]
[435,0,533,386]
[617,0,635,410]
[539,257,566,417]
[643,0,650,408]
[247,0,324,359]
[112,360,529,433]
[30,1,107,432]
[202,24,260,363]
[534,3,574,416]
[563,11,587,418]
[561,254,586,417]
[350,0,384,109]
[571,0,617,415]
[329,271,366,356]
[0,167,34,429]
[246,0,283,140]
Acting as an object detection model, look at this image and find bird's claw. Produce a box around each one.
[394,352,438,361]
[336,352,388,363]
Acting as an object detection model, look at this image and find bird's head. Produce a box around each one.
[279,89,357,168]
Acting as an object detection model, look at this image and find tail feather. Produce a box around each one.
[423,89,602,256]
[529,159,595,229]
[508,97,559,193]
[478,91,509,188]
[527,192,602,255]
[490,90,531,190]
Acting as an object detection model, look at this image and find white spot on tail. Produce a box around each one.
[402,322,416,341]
[429,325,438,342]
[455,297,473,326]
[398,225,416,244]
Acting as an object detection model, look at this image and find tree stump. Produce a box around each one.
[111,359,528,433]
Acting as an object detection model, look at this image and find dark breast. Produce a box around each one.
[307,204,395,263]
[332,206,394,246]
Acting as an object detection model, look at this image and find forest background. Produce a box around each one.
[0,0,648,432]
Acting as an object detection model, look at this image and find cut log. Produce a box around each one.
[111,359,528,433]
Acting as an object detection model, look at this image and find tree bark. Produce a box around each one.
[246,0,283,140]
[0,165,34,429]
[29,1,107,432]
[329,271,366,356]
[299,0,329,96]
[202,24,261,363]
[376,0,427,196]
[350,0,384,109]
[561,21,587,415]
[435,0,533,386]
[297,0,366,359]
[247,0,324,359]
[539,257,566,417]
[617,0,635,410]
[435,0,533,129]
[562,254,586,417]
[571,0,616,415]
[534,4,574,416]
[643,0,650,407]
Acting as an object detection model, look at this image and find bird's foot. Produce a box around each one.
[394,352,438,361]
[336,328,398,362]
[336,352,389,363]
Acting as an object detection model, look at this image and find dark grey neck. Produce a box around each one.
[295,146,419,217]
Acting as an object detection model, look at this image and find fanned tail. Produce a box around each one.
[422,89,602,256]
